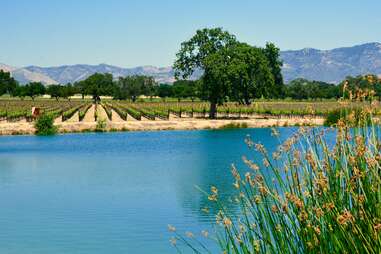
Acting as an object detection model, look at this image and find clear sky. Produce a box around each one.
[1,0,380,67]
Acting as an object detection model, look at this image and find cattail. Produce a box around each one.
[168,224,176,232]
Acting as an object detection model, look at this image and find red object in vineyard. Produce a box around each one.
[32,107,40,118]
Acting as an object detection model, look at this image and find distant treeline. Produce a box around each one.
[1,69,380,101]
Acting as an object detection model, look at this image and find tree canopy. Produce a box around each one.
[285,78,340,100]
[80,73,114,102]
[263,42,284,98]
[0,70,18,96]
[173,27,281,117]
[114,75,156,102]
[22,82,46,100]
[338,74,381,101]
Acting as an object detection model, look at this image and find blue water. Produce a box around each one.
[0,128,297,253]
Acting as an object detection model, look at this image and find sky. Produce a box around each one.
[1,0,380,68]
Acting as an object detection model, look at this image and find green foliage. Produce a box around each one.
[0,70,18,96]
[114,75,156,101]
[46,85,61,100]
[339,74,381,100]
[16,82,46,100]
[215,42,275,105]
[173,27,282,118]
[102,103,113,120]
[218,122,248,129]
[156,84,173,100]
[263,42,284,98]
[174,27,237,118]
[78,104,92,121]
[172,80,197,101]
[324,109,342,126]
[95,119,107,132]
[325,108,372,126]
[62,104,83,121]
[286,78,340,100]
[34,114,57,135]
[78,73,114,102]
[46,84,76,101]
[174,27,237,79]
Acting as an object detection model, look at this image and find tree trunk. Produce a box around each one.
[209,102,217,119]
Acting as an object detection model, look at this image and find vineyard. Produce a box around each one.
[0,99,91,122]
[103,100,377,121]
[0,99,377,123]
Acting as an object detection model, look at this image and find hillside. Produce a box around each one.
[1,42,381,85]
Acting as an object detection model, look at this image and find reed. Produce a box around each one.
[170,104,381,253]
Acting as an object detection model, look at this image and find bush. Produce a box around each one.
[324,109,342,126]
[219,122,248,129]
[325,108,372,127]
[95,119,107,132]
[34,114,57,135]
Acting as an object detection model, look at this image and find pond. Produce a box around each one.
[0,128,298,253]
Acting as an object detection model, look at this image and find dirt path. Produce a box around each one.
[65,111,79,122]
[127,114,138,121]
[111,109,125,122]
[83,104,95,122]
[54,116,62,124]
[0,114,326,135]
[97,105,109,122]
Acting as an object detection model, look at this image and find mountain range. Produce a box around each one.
[1,42,381,85]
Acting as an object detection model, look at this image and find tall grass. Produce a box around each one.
[170,103,381,253]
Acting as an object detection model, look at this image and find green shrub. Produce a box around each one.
[34,114,57,135]
[325,108,372,127]
[324,109,342,126]
[219,122,248,129]
[95,119,107,132]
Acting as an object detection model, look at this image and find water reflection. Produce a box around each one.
[0,129,303,254]
[172,128,295,223]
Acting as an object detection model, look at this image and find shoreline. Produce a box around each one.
[0,116,325,136]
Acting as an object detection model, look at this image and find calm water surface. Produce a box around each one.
[0,128,297,253]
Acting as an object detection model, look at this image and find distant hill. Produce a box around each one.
[0,63,58,85]
[25,64,176,84]
[281,42,381,83]
[1,42,381,85]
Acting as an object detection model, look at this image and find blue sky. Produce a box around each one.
[1,0,380,67]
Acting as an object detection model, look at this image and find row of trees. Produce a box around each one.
[340,74,381,100]
[2,70,380,103]
[276,75,381,100]
[285,78,340,99]
[2,69,381,104]
[0,70,198,102]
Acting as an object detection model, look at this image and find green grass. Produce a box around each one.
[219,122,249,129]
